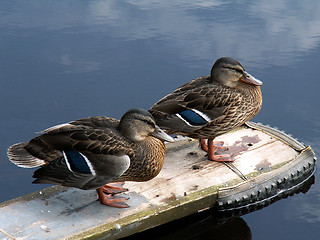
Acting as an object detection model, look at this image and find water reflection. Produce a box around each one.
[284,174,320,224]
[189,217,252,240]
[123,215,252,240]
[90,1,320,65]
[1,1,320,69]
[87,0,320,67]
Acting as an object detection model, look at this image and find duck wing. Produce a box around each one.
[9,116,133,189]
[149,77,242,134]
[41,116,119,134]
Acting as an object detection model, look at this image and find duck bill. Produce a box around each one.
[152,126,174,142]
[240,71,263,86]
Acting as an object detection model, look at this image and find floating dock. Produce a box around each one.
[0,122,316,240]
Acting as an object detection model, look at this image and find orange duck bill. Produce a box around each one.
[240,71,263,86]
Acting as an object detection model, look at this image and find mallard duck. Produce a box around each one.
[149,57,262,162]
[7,108,173,208]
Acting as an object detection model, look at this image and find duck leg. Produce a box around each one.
[96,187,129,208]
[200,139,233,162]
[101,182,128,194]
[200,139,226,152]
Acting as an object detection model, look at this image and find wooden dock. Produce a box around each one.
[0,122,316,240]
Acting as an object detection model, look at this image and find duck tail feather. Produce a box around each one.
[7,142,46,168]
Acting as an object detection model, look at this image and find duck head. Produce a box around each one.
[210,57,262,88]
[119,108,174,142]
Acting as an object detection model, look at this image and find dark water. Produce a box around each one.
[1,1,320,239]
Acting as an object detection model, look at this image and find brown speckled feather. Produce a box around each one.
[40,119,133,156]
[116,137,166,182]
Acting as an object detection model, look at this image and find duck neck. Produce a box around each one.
[236,82,261,99]
[237,82,263,119]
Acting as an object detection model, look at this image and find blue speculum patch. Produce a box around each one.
[178,109,208,126]
[64,150,91,174]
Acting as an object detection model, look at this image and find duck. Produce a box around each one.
[7,108,173,208]
[149,57,262,162]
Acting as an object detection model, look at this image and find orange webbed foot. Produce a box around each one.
[101,182,128,195]
[96,186,129,208]
[200,139,234,162]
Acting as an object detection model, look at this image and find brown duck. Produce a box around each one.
[7,108,173,207]
[149,57,262,162]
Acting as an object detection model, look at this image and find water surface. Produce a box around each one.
[1,1,320,239]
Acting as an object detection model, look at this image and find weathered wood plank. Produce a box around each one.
[0,123,316,240]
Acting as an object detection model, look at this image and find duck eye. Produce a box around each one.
[234,68,243,74]
[148,121,155,128]
[225,66,243,74]
[140,119,155,128]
